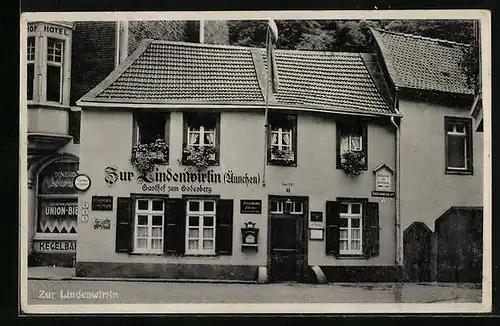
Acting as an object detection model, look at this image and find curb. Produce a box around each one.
[30,276,259,284]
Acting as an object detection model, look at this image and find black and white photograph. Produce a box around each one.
[19,10,491,314]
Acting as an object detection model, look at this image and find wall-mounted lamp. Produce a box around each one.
[284,198,293,213]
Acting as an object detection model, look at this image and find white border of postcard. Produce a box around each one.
[19,9,492,314]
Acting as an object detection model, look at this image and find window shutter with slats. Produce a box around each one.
[216,199,233,255]
[325,201,340,256]
[363,201,380,258]
[115,197,133,253]
[164,198,186,255]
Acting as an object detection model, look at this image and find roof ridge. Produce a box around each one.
[149,39,365,56]
[372,27,470,47]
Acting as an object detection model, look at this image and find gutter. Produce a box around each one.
[389,87,403,277]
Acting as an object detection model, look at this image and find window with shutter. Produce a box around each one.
[115,197,133,253]
[216,199,234,255]
[164,198,186,256]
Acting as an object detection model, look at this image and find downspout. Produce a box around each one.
[389,87,402,279]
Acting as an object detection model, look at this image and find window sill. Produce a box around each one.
[336,254,365,260]
[445,169,473,175]
[129,252,165,256]
[268,160,297,167]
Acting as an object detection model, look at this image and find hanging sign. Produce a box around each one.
[74,174,91,191]
[372,164,395,197]
[91,196,113,211]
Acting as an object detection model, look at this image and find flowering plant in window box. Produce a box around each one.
[341,150,365,176]
[270,147,295,164]
[183,145,217,170]
[130,138,169,175]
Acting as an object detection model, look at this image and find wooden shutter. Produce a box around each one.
[362,123,368,168]
[335,123,343,169]
[325,201,340,256]
[115,197,133,253]
[164,198,186,256]
[363,201,380,258]
[216,199,233,255]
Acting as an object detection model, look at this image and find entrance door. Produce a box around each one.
[269,197,307,282]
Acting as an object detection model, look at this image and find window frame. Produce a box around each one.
[338,201,363,256]
[46,37,64,104]
[185,199,217,256]
[27,37,36,101]
[182,112,221,166]
[336,119,368,170]
[267,113,298,166]
[444,116,473,175]
[132,197,166,255]
[132,111,170,165]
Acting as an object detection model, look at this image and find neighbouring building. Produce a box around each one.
[369,29,484,282]
[25,20,229,267]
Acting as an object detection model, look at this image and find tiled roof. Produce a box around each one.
[79,40,394,115]
[370,28,473,95]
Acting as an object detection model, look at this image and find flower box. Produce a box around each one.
[130,139,169,175]
[183,145,217,170]
[270,147,295,165]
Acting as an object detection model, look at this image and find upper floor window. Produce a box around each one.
[46,38,64,103]
[268,113,297,166]
[27,37,35,101]
[336,120,368,170]
[183,113,220,167]
[445,117,473,174]
[132,112,169,166]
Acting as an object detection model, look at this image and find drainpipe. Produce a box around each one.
[390,87,402,280]
[199,20,205,44]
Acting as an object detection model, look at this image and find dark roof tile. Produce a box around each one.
[80,40,394,115]
[370,28,473,95]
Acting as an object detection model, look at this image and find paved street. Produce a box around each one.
[26,279,482,304]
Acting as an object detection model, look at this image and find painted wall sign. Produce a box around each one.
[91,196,113,211]
[94,218,111,230]
[240,200,262,214]
[33,240,76,253]
[37,198,78,234]
[103,166,261,195]
[27,23,70,35]
[38,162,78,195]
[74,174,91,191]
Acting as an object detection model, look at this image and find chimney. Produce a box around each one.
[200,20,229,45]
[117,21,129,65]
[199,20,205,43]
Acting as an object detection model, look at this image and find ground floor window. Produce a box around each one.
[325,199,380,258]
[338,202,362,255]
[186,199,216,255]
[36,159,79,234]
[134,198,164,254]
[116,197,233,256]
